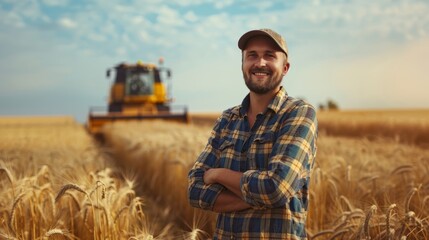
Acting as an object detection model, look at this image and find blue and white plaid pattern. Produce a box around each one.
[188,87,318,239]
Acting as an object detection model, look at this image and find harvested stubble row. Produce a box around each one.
[101,120,217,237]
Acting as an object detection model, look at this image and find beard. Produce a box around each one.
[243,67,283,94]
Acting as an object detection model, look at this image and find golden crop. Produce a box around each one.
[317,109,429,146]
[0,117,196,239]
[1,111,428,239]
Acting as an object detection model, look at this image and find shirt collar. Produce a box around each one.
[233,86,288,117]
[267,86,288,113]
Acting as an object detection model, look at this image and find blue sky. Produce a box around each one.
[1,0,428,122]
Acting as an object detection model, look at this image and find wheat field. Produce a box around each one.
[1,110,428,239]
[0,116,197,239]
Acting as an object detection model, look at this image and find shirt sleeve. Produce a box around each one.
[240,103,318,208]
[188,116,226,210]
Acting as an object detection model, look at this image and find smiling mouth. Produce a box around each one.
[251,68,271,76]
[253,72,269,76]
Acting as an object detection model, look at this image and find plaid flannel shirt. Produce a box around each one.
[188,87,318,239]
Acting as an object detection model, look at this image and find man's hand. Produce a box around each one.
[203,168,219,185]
[203,169,251,212]
[203,168,244,199]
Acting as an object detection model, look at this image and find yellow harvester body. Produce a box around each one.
[87,61,189,134]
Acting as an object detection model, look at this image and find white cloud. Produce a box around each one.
[115,47,127,56]
[0,0,47,27]
[214,0,234,9]
[245,1,274,11]
[312,0,320,6]
[88,33,106,42]
[138,30,150,42]
[41,0,68,7]
[17,1,43,20]
[58,17,76,28]
[0,10,26,28]
[167,0,204,7]
[184,11,198,22]
[197,13,231,34]
[291,0,429,41]
[156,6,185,27]
[131,16,146,25]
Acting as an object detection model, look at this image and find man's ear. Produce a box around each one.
[283,62,290,76]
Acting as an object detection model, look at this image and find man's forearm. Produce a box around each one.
[212,190,250,213]
[204,168,251,212]
[204,168,243,198]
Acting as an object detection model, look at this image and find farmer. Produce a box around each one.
[188,28,318,239]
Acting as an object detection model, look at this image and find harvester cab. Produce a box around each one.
[87,60,189,134]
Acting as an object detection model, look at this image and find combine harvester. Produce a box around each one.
[87,59,189,135]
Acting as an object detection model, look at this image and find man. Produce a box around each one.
[188,28,318,239]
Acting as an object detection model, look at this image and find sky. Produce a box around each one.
[0,0,428,122]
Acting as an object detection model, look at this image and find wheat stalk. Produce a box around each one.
[113,206,129,223]
[55,184,88,203]
[60,192,82,211]
[0,164,15,196]
[340,195,354,211]
[55,183,97,239]
[89,180,106,199]
[0,232,17,240]
[405,187,418,212]
[359,205,377,239]
[422,195,429,209]
[45,228,75,239]
[328,228,349,240]
[390,164,413,176]
[8,192,26,235]
[328,179,338,197]
[184,227,209,240]
[311,229,334,239]
[346,165,352,182]
[386,204,397,240]
[0,165,14,185]
[35,164,50,185]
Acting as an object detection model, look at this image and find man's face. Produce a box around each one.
[242,36,289,95]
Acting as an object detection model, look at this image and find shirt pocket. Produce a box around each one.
[217,137,238,170]
[248,131,275,170]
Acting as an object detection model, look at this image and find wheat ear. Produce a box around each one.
[55,183,88,202]
[8,193,25,235]
[0,165,15,196]
[362,205,377,239]
[0,166,14,185]
[45,228,74,239]
[340,195,354,211]
[386,204,397,240]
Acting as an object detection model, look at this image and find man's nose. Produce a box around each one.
[255,57,267,67]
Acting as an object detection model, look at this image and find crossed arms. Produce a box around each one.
[203,168,249,212]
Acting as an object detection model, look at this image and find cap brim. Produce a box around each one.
[238,29,287,56]
[238,30,271,50]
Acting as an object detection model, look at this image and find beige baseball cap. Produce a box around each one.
[238,28,288,57]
